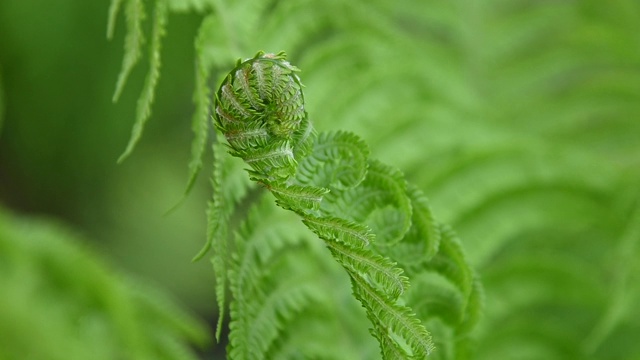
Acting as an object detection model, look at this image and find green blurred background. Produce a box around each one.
[0,0,216,314]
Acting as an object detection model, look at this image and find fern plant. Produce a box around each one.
[108,0,640,359]
[108,2,482,356]
[203,51,481,358]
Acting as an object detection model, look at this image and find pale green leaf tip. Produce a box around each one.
[116,141,136,164]
[106,0,120,40]
[192,239,212,262]
[112,77,127,103]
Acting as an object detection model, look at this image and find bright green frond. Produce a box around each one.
[296,131,370,189]
[181,17,214,198]
[111,0,145,102]
[302,215,375,248]
[351,271,435,359]
[326,239,409,300]
[262,182,329,212]
[117,0,167,163]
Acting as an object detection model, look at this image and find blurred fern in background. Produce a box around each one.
[1,0,639,359]
[0,208,210,359]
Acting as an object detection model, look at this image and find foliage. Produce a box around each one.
[0,207,209,360]
[207,52,481,358]
[106,0,640,359]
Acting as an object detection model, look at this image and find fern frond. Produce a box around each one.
[227,196,325,360]
[261,182,329,211]
[426,224,474,306]
[325,160,412,246]
[117,0,167,163]
[106,0,640,357]
[350,270,435,359]
[106,0,124,39]
[208,198,227,341]
[195,137,253,341]
[406,186,441,259]
[296,130,370,189]
[459,275,484,334]
[387,185,441,270]
[209,52,484,358]
[326,239,409,300]
[232,140,297,180]
[240,281,322,360]
[302,215,374,248]
[221,122,271,152]
[111,0,145,101]
[181,17,213,197]
[371,324,412,360]
[406,273,467,327]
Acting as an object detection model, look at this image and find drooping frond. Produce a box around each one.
[182,16,214,197]
[106,0,125,39]
[196,138,253,341]
[109,0,145,101]
[117,0,167,163]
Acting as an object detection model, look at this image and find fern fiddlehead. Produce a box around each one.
[215,52,312,181]
[214,51,479,359]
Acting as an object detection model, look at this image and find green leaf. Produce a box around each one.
[326,239,409,300]
[106,0,124,40]
[195,138,253,341]
[231,140,297,180]
[111,0,145,102]
[181,16,214,198]
[261,182,329,212]
[227,196,325,360]
[350,271,435,359]
[325,160,412,246]
[296,131,370,189]
[117,0,167,163]
[302,215,374,248]
[424,225,474,309]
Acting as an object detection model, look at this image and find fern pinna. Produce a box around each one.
[206,51,483,359]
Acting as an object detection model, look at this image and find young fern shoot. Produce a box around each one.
[211,51,480,359]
